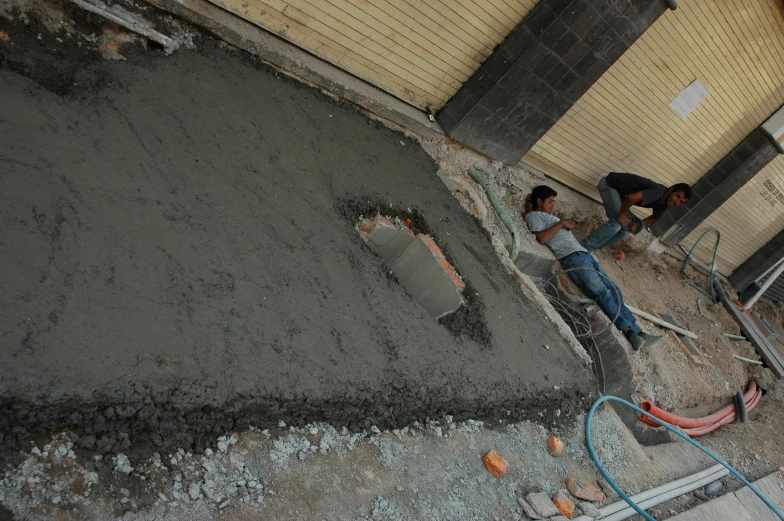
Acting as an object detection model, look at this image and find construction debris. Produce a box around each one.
[481,449,508,478]
[548,435,564,457]
[525,492,562,518]
[552,489,575,517]
[518,496,543,519]
[566,477,606,502]
[68,0,178,53]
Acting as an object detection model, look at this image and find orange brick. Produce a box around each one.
[566,477,605,502]
[419,235,466,292]
[552,489,575,517]
[482,450,508,478]
[547,436,564,457]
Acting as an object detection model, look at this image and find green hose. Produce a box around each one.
[682,227,721,303]
[466,167,520,261]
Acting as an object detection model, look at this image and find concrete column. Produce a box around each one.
[437,0,671,165]
[652,129,781,245]
[729,229,784,291]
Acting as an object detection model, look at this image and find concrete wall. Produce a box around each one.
[653,129,781,246]
[437,0,670,164]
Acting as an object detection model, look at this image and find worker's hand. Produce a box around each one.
[629,222,638,234]
[560,219,574,230]
[617,212,628,228]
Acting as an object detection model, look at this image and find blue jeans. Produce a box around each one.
[581,177,630,252]
[560,251,640,334]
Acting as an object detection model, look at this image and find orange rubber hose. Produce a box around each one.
[639,381,758,428]
[681,389,762,436]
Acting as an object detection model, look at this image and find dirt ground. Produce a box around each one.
[2,1,784,520]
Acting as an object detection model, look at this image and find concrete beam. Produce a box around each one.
[652,129,781,244]
[437,0,671,164]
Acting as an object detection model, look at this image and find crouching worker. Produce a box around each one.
[524,185,663,351]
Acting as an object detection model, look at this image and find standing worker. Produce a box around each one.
[581,172,691,252]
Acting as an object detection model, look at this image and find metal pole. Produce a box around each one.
[745,257,784,308]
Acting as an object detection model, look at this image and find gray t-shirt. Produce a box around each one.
[524,211,587,259]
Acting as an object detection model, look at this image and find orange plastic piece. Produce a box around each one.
[552,489,575,517]
[0,31,8,41]
[613,251,625,261]
[482,450,508,478]
[403,218,411,227]
[548,436,564,457]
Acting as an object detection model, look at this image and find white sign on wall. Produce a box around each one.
[669,79,710,120]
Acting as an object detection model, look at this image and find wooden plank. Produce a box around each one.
[724,0,784,106]
[636,26,748,146]
[362,0,486,70]
[467,0,520,31]
[723,301,784,376]
[208,0,447,108]
[431,0,506,44]
[398,0,496,59]
[658,312,710,365]
[733,473,784,521]
[295,0,464,92]
[669,493,755,521]
[315,0,474,84]
[451,0,514,36]
[685,0,776,117]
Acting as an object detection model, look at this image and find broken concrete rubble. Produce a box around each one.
[566,477,606,502]
[525,492,562,518]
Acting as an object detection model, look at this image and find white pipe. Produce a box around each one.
[746,257,784,308]
[578,299,699,339]
[598,464,725,517]
[733,354,764,365]
[754,256,784,285]
[600,467,730,521]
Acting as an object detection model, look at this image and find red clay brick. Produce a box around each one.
[548,435,564,457]
[552,489,575,517]
[482,449,507,478]
[419,235,465,292]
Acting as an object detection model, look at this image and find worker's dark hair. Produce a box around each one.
[531,185,557,210]
[670,183,692,199]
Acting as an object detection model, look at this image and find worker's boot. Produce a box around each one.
[638,332,665,345]
[626,331,645,351]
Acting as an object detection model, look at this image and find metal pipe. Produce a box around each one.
[724,333,746,340]
[744,257,784,309]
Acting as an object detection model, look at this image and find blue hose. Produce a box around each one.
[586,395,784,520]
[682,227,721,303]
